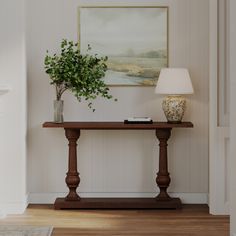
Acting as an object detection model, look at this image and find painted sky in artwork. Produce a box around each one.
[80,7,167,56]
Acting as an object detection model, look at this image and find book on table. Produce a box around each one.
[124,117,153,124]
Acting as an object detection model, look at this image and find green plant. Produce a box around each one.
[44,39,115,111]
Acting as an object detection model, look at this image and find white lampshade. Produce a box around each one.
[155,68,194,95]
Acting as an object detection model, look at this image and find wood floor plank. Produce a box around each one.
[0,204,229,236]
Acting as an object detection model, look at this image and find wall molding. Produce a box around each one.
[229,0,236,233]
[29,192,208,204]
[209,0,230,216]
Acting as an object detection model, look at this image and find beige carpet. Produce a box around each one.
[0,226,53,236]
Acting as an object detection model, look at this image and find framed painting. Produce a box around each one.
[78,6,168,86]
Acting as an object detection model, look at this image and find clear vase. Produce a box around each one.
[54,100,64,123]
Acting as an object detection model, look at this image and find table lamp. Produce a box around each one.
[155,68,194,123]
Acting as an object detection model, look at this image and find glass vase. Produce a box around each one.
[54,100,64,123]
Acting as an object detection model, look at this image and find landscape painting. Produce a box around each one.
[79,7,168,86]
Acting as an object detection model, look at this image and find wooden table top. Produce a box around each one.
[43,121,193,130]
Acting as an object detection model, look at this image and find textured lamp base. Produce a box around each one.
[162,95,186,123]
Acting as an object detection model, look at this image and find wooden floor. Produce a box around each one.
[0,204,229,236]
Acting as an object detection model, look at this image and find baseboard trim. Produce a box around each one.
[29,192,208,204]
[0,194,29,216]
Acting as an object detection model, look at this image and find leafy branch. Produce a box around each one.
[44,39,116,110]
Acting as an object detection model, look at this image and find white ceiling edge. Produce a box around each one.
[0,86,10,96]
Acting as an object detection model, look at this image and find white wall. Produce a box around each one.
[27,0,209,204]
[229,0,236,234]
[0,0,27,216]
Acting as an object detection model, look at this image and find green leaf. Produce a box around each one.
[44,39,117,109]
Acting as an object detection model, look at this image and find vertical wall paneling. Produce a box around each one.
[209,0,230,215]
[229,0,236,232]
[27,0,209,204]
[0,0,27,215]
[218,0,229,126]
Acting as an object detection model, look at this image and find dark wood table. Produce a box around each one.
[43,121,193,210]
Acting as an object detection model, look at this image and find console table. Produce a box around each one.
[43,121,193,210]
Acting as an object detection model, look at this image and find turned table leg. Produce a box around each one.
[65,128,81,201]
[155,128,172,201]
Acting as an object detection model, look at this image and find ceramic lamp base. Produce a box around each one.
[162,95,186,123]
